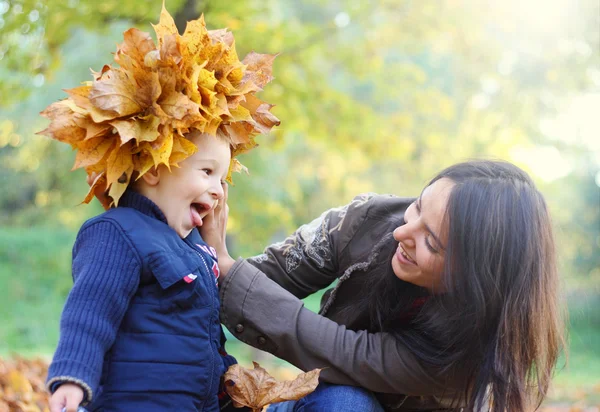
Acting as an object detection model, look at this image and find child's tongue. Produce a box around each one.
[190,204,203,227]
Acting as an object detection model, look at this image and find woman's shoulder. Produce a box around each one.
[345,193,414,221]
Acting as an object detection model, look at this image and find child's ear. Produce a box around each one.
[139,167,161,186]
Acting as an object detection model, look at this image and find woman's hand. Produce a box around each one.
[86,172,111,211]
[201,182,236,277]
[49,382,84,412]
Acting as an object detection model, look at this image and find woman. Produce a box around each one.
[203,160,565,411]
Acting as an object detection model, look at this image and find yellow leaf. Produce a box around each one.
[152,1,178,47]
[7,369,33,394]
[72,137,115,170]
[133,151,155,178]
[198,68,219,91]
[229,105,251,122]
[108,180,130,207]
[181,15,210,58]
[110,115,161,145]
[105,142,134,189]
[226,158,248,184]
[145,132,174,168]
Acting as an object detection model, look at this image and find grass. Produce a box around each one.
[1,226,598,403]
[0,227,75,355]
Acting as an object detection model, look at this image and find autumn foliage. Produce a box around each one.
[0,358,50,412]
[38,3,279,206]
[0,357,598,412]
[224,362,321,412]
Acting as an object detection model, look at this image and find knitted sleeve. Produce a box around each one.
[46,220,141,404]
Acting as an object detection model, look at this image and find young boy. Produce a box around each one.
[39,6,279,411]
[48,132,233,411]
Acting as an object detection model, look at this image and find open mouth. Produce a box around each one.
[190,202,211,227]
[398,244,417,265]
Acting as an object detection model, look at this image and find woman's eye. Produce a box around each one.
[425,237,439,254]
[202,168,212,175]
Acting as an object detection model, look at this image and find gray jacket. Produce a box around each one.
[219,194,458,411]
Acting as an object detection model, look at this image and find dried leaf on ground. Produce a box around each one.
[0,357,50,412]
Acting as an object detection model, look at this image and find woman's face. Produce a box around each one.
[391,177,455,292]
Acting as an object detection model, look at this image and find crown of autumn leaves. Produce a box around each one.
[39,4,280,206]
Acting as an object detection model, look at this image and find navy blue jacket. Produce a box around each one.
[47,190,235,411]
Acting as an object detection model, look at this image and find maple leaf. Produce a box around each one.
[115,28,156,71]
[37,100,87,145]
[110,115,161,145]
[224,362,321,412]
[242,52,278,90]
[38,3,279,206]
[72,137,115,170]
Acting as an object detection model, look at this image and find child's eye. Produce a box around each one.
[202,168,212,175]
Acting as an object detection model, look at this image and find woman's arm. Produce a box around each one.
[226,193,379,299]
[219,260,447,396]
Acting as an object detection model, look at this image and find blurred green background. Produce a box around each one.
[1,0,598,407]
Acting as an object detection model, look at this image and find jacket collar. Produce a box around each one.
[116,189,168,225]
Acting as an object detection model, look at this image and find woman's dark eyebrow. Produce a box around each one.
[416,197,445,250]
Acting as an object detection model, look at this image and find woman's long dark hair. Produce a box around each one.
[346,160,565,411]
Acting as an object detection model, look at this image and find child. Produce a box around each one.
[39,5,279,412]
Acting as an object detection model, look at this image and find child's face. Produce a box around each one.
[148,132,231,238]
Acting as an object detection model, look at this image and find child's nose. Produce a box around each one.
[211,182,224,199]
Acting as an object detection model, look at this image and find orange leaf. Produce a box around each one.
[82,173,107,205]
[224,362,321,412]
[72,137,115,170]
[115,28,156,71]
[89,68,160,118]
[38,100,86,145]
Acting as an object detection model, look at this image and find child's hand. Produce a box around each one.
[86,172,111,210]
[201,183,236,277]
[49,382,84,412]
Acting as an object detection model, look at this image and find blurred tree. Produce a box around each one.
[0,0,598,283]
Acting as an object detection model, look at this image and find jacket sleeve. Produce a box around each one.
[219,260,447,396]
[244,193,377,299]
[46,220,141,404]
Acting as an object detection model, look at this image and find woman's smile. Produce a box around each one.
[396,244,417,266]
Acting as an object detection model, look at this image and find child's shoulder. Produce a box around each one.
[75,208,158,247]
[80,207,150,232]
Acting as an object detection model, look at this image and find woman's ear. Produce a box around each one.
[139,167,161,186]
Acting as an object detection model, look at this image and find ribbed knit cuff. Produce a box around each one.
[46,360,97,404]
